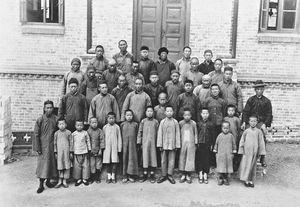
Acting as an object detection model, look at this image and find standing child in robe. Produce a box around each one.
[87,117,105,184]
[144,71,165,107]
[178,109,198,184]
[120,110,139,183]
[102,112,122,184]
[238,116,266,188]
[154,92,167,123]
[213,121,237,186]
[54,119,72,188]
[165,70,184,108]
[72,120,91,186]
[157,106,181,184]
[137,106,159,183]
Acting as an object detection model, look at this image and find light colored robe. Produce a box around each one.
[102,124,122,163]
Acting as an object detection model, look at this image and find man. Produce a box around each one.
[193,75,212,106]
[199,49,215,75]
[209,58,224,84]
[113,40,134,74]
[125,61,145,90]
[139,45,156,84]
[175,46,192,80]
[181,57,204,87]
[33,100,58,194]
[242,80,273,167]
[102,59,122,93]
[111,75,133,112]
[88,45,109,76]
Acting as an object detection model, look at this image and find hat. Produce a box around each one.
[86,65,95,71]
[171,70,180,75]
[68,78,79,85]
[253,80,267,88]
[71,58,81,66]
[149,70,158,76]
[140,45,149,51]
[224,66,233,72]
[158,47,169,55]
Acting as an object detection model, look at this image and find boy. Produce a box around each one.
[33,100,57,194]
[154,47,176,86]
[120,110,139,183]
[175,46,192,80]
[181,57,204,87]
[144,71,165,106]
[58,78,88,132]
[213,121,237,185]
[241,80,272,167]
[157,106,181,184]
[102,112,122,184]
[102,59,122,93]
[72,120,91,186]
[178,109,198,184]
[165,70,184,108]
[125,61,145,90]
[87,117,105,184]
[154,92,167,122]
[175,79,199,122]
[218,66,243,116]
[111,75,132,112]
[61,58,85,96]
[88,45,109,74]
[199,49,215,75]
[209,58,224,84]
[54,118,72,188]
[139,45,156,84]
[196,108,215,184]
[137,106,160,183]
[88,80,120,128]
[193,75,212,106]
[113,40,134,74]
[239,116,266,188]
[121,78,152,123]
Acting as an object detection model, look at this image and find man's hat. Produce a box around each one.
[158,47,169,55]
[253,80,267,88]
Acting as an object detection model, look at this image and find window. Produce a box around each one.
[260,0,300,32]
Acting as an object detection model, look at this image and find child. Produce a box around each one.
[165,70,184,108]
[54,119,72,188]
[138,45,156,84]
[224,104,241,171]
[181,57,204,87]
[58,78,88,132]
[125,61,145,90]
[199,49,215,75]
[238,116,266,188]
[196,108,215,184]
[111,75,132,112]
[157,106,181,184]
[87,117,105,184]
[209,58,224,84]
[72,120,91,186]
[120,110,139,183]
[102,112,122,184]
[144,71,165,107]
[154,92,167,122]
[102,59,122,93]
[137,106,160,183]
[213,121,237,186]
[175,79,199,122]
[60,58,85,96]
[178,109,198,184]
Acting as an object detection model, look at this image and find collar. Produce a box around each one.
[147,117,154,120]
[182,56,191,61]
[96,56,104,61]
[223,79,232,84]
[100,93,108,97]
[119,51,128,57]
[135,90,143,94]
[141,57,149,61]
[158,58,168,64]
[185,92,193,96]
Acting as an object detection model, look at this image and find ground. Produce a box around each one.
[0,143,299,207]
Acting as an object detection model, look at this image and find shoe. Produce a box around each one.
[157,176,167,184]
[167,175,176,184]
[36,186,44,194]
[82,179,89,186]
[223,179,229,186]
[179,176,186,183]
[139,174,147,183]
[198,177,203,184]
[62,183,69,188]
[111,179,117,184]
[204,178,208,184]
[106,179,112,184]
[54,183,62,188]
[244,182,249,187]
[122,178,128,183]
[149,174,156,183]
[95,178,101,184]
[186,176,192,184]
[248,182,255,188]
[217,178,223,185]
[128,177,135,183]
[261,162,267,167]
[89,173,95,184]
[75,180,82,186]
[45,181,56,188]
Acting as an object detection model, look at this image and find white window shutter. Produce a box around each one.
[58,0,64,24]
[20,0,27,23]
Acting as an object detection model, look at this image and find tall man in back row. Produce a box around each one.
[113,40,134,74]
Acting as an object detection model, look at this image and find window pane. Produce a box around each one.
[283,0,297,10]
[282,11,296,28]
[267,1,278,29]
[262,0,268,9]
[45,0,59,23]
[261,11,267,28]
[26,0,43,22]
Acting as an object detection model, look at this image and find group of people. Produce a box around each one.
[33,40,273,194]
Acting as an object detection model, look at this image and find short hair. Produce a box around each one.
[204,49,213,55]
[68,78,79,86]
[249,115,258,120]
[107,112,116,117]
[210,83,220,88]
[158,91,167,98]
[118,40,127,45]
[201,107,209,112]
[224,66,233,72]
[184,79,194,86]
[135,78,143,83]
[183,108,191,112]
[140,45,149,51]
[125,109,134,115]
[44,100,54,107]
[95,45,104,52]
[98,80,107,86]
[222,121,230,127]
[227,104,236,110]
[89,117,97,121]
[190,57,199,62]
[57,117,66,124]
[86,65,96,72]
[149,70,159,77]
[146,105,154,111]
[75,120,84,124]
[171,70,180,75]
[183,46,191,51]
[165,105,173,110]
[132,60,139,65]
[158,47,169,55]
[214,58,223,63]
[71,58,81,66]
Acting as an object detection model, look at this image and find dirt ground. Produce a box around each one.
[0,143,299,207]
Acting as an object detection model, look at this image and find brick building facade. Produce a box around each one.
[0,0,299,149]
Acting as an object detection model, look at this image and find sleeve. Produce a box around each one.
[213,135,220,152]
[194,122,198,144]
[157,120,163,148]
[99,130,105,149]
[242,98,252,124]
[58,96,66,119]
[112,96,121,123]
[70,133,74,152]
[86,132,91,151]
[60,74,67,96]
[175,60,180,71]
[68,132,72,152]
[170,62,176,72]
[175,121,181,148]
[236,84,243,113]
[232,134,237,152]
[54,132,58,153]
[238,131,246,155]
[258,130,266,156]
[209,123,216,146]
[83,97,89,123]
[236,117,241,138]
[121,93,131,121]
[265,99,273,127]
[137,120,144,144]
[117,126,122,152]
[33,117,42,152]
[80,80,87,96]
[174,95,181,119]
[193,86,199,96]
[88,98,96,122]
[146,94,152,107]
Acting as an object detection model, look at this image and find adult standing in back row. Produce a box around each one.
[113,40,134,74]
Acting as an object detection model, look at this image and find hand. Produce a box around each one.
[69,153,73,161]
[213,150,217,153]
[37,151,42,155]
[261,124,267,134]
[98,150,102,156]
[159,147,163,152]
[197,144,200,148]
[241,122,246,130]
[54,152,57,160]
[233,150,237,154]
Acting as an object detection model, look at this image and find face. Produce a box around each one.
[158,93,167,106]
[87,69,95,79]
[125,111,133,122]
[140,50,148,58]
[255,87,265,97]
[184,83,193,93]
[108,63,116,72]
[214,60,223,71]
[183,111,192,121]
[44,104,53,116]
[165,107,174,118]
[132,63,139,74]
[95,72,103,80]
[146,108,154,118]
[98,84,108,95]
[75,122,84,131]
[90,118,98,129]
[211,85,220,97]
[118,76,126,88]
[204,52,213,61]
[224,70,233,81]
[107,115,115,125]
[71,62,80,71]
[222,123,230,134]
[160,52,168,61]
[118,41,127,52]
[190,58,199,71]
[202,76,211,87]
[135,79,143,91]
[95,47,104,58]
[69,83,78,94]
[227,107,235,117]
[58,121,66,130]
[183,48,191,59]
[201,110,209,120]
[249,117,258,128]
[150,75,159,85]
[171,73,179,83]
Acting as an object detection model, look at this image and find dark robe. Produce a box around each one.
[154,59,176,86]
[165,80,184,108]
[199,60,215,75]
[144,83,165,107]
[111,85,132,112]
[102,69,122,92]
[175,92,199,121]
[139,57,156,84]
[80,77,99,109]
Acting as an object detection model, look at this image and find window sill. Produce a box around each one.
[257,33,300,43]
[21,24,65,35]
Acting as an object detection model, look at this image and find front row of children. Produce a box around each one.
[53,104,266,189]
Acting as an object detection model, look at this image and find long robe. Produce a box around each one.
[157,118,181,150]
[54,129,72,170]
[120,121,139,175]
[175,92,199,121]
[178,120,198,172]
[154,59,176,86]
[111,85,132,112]
[138,57,156,84]
[193,85,211,106]
[144,83,165,107]
[80,77,99,108]
[165,80,184,108]
[88,93,120,127]
[224,116,241,144]
[102,124,122,163]
[137,118,159,168]
[154,105,166,123]
[238,127,266,181]
[33,114,58,179]
[102,69,122,92]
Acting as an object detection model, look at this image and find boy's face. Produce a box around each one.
[249,117,258,128]
[227,107,235,117]
[160,52,168,61]
[107,115,115,125]
[108,60,117,72]
[75,122,84,131]
[118,41,127,52]
[171,73,179,83]
[69,83,78,94]
[140,50,148,58]
[183,48,191,59]
[158,93,167,106]
[99,84,108,95]
[204,52,213,62]
[222,123,230,134]
[44,104,53,116]
[95,47,104,58]
[165,107,174,118]
[255,87,265,97]
[135,79,143,92]
[211,86,220,97]
[190,59,199,71]
[125,111,133,122]
[184,83,193,93]
[58,121,66,130]
[118,76,126,88]
[150,75,159,85]
[224,70,233,81]
[71,62,80,71]
[202,75,211,88]
[183,111,192,121]
[131,63,139,74]
[87,69,95,79]
[146,108,154,118]
[201,110,209,120]
[214,60,223,71]
[90,118,98,129]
